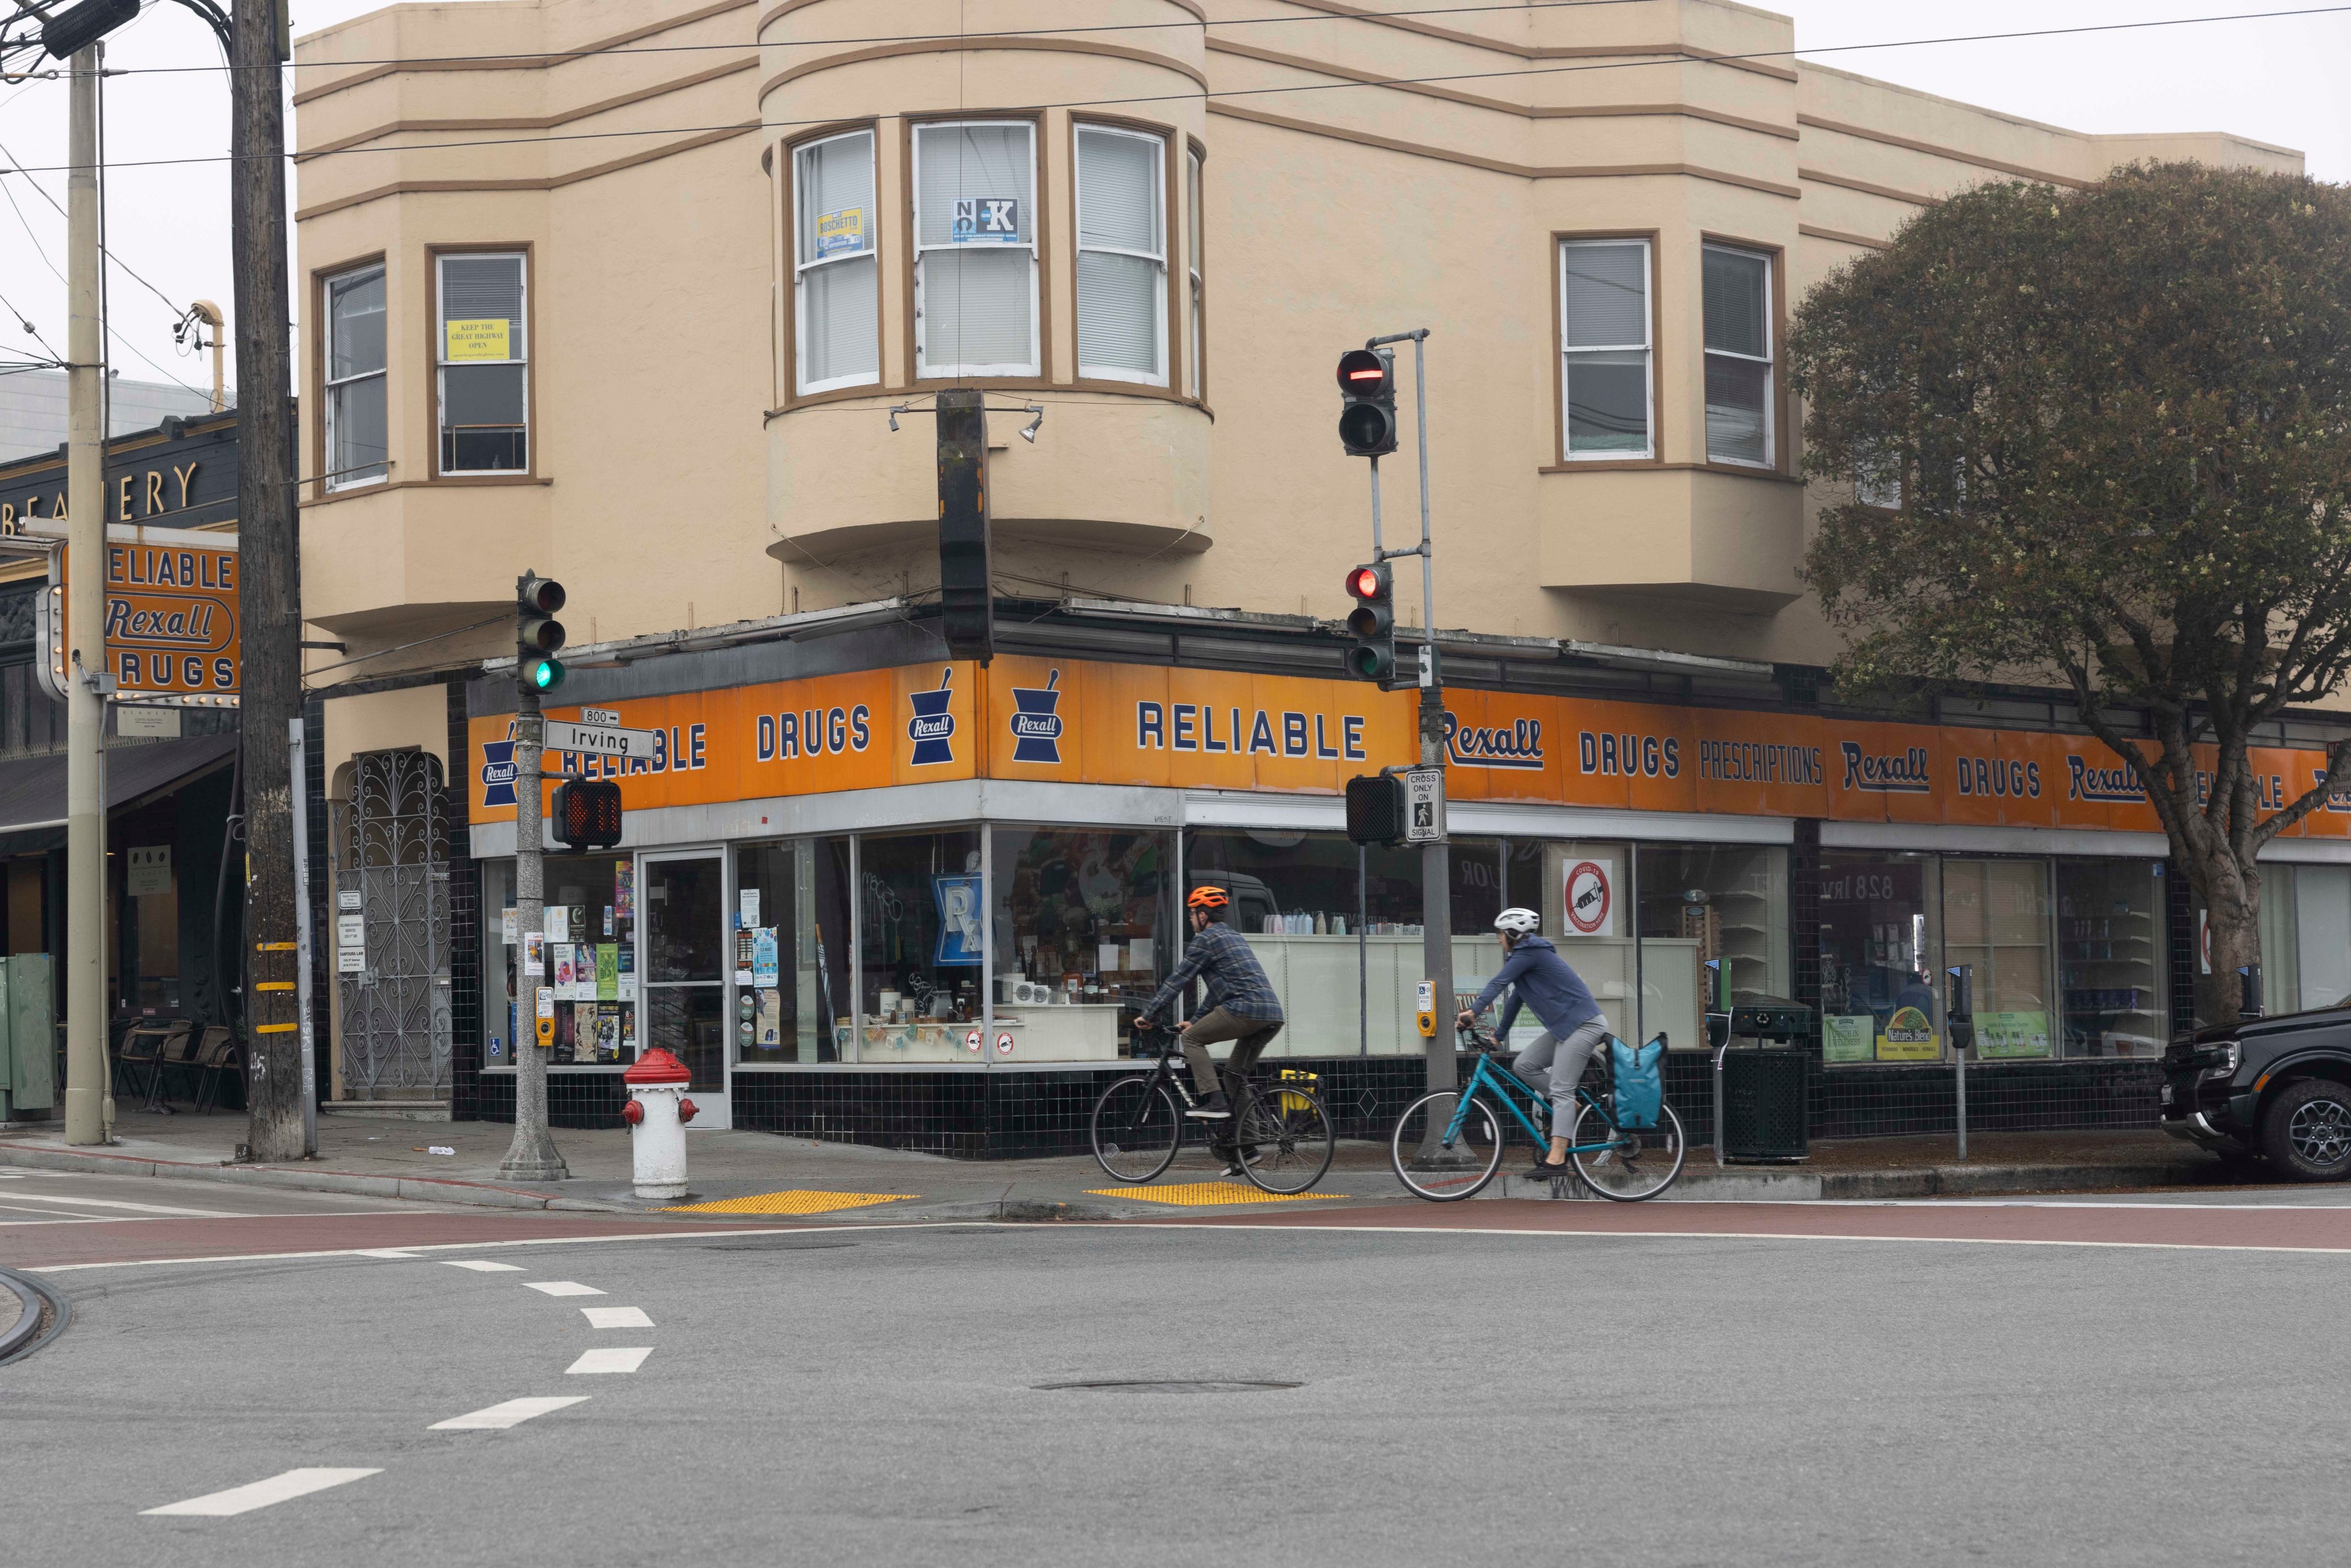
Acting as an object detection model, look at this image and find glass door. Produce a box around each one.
[641,850,730,1127]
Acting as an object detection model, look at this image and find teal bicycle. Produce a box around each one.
[1389,1025,1686,1202]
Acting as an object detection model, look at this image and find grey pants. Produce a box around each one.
[1180,1007,1283,1100]
[1513,1015,1611,1139]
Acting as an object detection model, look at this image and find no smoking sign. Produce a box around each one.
[1564,860,1614,936]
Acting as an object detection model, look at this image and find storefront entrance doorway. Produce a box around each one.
[642,850,729,1126]
[334,748,451,1100]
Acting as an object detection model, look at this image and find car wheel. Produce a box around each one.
[2259,1079,2351,1181]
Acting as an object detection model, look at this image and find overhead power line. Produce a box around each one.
[2,4,2345,176]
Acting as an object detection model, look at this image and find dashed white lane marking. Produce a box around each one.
[566,1347,653,1375]
[581,1305,653,1329]
[443,1259,526,1272]
[142,1468,381,1517]
[0,1193,244,1218]
[429,1396,591,1431]
[525,1280,604,1297]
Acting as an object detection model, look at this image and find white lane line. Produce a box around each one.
[443,1259,527,1272]
[429,1396,590,1431]
[141,1468,381,1517]
[566,1346,652,1375]
[0,1193,244,1218]
[580,1305,653,1329]
[524,1281,604,1297]
[352,1248,426,1259]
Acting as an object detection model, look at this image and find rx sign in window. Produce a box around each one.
[951,197,1021,242]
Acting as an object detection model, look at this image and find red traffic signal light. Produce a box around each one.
[551,779,623,850]
[1335,347,1398,457]
[1343,561,1394,681]
[1345,565,1385,602]
[1335,349,1390,396]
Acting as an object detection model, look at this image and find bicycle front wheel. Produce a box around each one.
[1389,1091,1504,1201]
[1570,1100,1685,1201]
[1090,1075,1182,1184]
[1235,1086,1335,1195]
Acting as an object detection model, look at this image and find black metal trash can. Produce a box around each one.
[1720,1048,1808,1161]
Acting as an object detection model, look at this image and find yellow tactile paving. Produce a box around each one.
[1087,1180,1340,1207]
[664,1189,916,1215]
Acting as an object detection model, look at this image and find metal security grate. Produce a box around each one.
[334,748,451,1100]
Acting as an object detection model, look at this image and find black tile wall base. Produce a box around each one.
[464,1056,2158,1156]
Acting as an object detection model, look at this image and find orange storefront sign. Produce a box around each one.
[465,657,2348,841]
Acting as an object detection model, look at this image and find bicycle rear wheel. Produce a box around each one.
[1090,1075,1182,1184]
[1235,1084,1335,1195]
[1569,1100,1685,1201]
[1389,1091,1504,1201]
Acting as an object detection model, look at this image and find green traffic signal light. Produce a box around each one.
[530,656,566,691]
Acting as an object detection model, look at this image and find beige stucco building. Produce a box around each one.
[285,1,2344,1152]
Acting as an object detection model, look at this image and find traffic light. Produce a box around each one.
[517,571,566,694]
[551,779,623,850]
[1345,773,1407,846]
[935,388,994,664]
[1336,347,1398,457]
[1343,561,1395,682]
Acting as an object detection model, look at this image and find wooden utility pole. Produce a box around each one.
[233,0,307,1160]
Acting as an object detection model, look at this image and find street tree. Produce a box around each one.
[1789,162,2351,1023]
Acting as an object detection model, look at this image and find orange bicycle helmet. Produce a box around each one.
[1186,886,1231,910]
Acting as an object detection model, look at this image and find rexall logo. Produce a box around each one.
[908,667,957,766]
[1009,669,1065,763]
[480,721,519,807]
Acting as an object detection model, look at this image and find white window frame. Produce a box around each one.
[322,262,388,493]
[912,119,1040,380]
[435,250,529,477]
[1073,122,1168,387]
[1702,242,1774,469]
[1557,236,1654,462]
[1186,146,1204,400]
[792,128,880,397]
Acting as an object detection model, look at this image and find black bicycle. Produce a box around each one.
[1090,1022,1335,1195]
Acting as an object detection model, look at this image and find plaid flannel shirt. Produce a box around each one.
[1143,920,1285,1025]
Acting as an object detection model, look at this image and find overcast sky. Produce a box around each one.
[1,0,2344,402]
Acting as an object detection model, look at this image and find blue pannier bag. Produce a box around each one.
[1610,1035,1665,1129]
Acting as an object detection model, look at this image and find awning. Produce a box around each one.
[0,732,239,858]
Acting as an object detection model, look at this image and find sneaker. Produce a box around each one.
[1186,1091,1233,1120]
[1525,1159,1572,1182]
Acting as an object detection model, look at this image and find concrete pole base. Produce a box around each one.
[632,1181,688,1201]
[498,1157,572,1182]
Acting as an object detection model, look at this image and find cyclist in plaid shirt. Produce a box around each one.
[1139,886,1285,1123]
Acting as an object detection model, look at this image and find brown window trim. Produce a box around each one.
[778,118,885,410]
[1067,112,1181,392]
[309,250,388,506]
[1698,230,1790,478]
[1551,228,1663,469]
[1186,136,1207,403]
[426,241,538,484]
[900,110,1051,387]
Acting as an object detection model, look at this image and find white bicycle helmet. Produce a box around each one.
[1494,907,1541,936]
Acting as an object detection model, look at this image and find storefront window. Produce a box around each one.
[732,838,852,1064]
[989,828,1171,1060]
[643,853,724,1090]
[484,854,641,1070]
[1943,858,2055,1059]
[1819,850,1942,1064]
[2294,864,2351,1013]
[1636,844,1789,1051]
[2056,859,2169,1057]
[857,830,983,1062]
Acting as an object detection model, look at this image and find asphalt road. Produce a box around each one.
[4,1171,2345,1567]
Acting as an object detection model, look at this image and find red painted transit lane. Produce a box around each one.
[1150,1199,2351,1253]
[2,1210,792,1272]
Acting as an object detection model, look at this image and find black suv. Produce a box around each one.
[2163,1007,2351,1179]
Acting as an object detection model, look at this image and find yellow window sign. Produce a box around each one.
[815,207,866,259]
[445,318,512,361]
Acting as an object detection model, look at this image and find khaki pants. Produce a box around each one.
[1180,1007,1284,1101]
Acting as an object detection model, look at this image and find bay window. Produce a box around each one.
[793,129,879,394]
[436,252,528,474]
[1558,238,1652,457]
[1703,242,1772,467]
[1074,124,1167,385]
[913,121,1038,378]
[323,263,387,490]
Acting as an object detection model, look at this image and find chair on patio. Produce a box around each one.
[190,1027,243,1114]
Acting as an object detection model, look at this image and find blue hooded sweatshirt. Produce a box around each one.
[1466,934,1600,1040]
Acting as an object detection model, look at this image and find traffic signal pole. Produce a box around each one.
[500,572,569,1180]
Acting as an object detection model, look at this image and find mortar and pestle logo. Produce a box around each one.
[1009,668,1065,763]
[908,667,958,765]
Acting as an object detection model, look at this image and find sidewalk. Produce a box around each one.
[0,1107,2244,1218]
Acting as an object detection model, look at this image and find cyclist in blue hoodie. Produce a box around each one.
[1457,907,1607,1179]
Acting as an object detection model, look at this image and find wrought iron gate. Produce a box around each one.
[334,748,451,1099]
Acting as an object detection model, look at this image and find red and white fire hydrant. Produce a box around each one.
[620,1047,699,1199]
